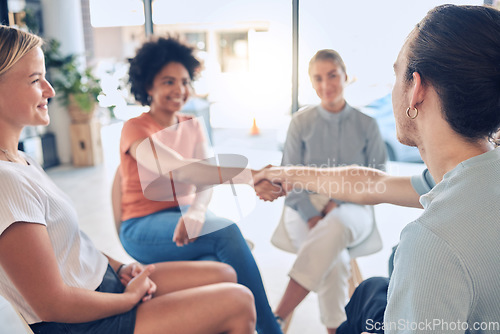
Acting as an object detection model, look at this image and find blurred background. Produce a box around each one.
[3,2,496,332]
[3,0,495,168]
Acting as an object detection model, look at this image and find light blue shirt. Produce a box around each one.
[282,103,387,221]
[386,148,500,333]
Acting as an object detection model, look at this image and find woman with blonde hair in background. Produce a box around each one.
[256,4,500,333]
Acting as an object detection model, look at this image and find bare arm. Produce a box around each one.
[257,166,422,208]
[172,141,214,245]
[0,223,154,323]
[129,138,253,186]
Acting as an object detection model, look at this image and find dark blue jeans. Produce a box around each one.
[30,265,136,334]
[337,277,389,334]
[121,206,282,334]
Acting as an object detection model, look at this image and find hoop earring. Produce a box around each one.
[406,107,418,119]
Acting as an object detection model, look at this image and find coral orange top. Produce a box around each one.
[119,112,206,221]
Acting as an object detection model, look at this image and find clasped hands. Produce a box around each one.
[252,165,289,202]
[119,262,157,303]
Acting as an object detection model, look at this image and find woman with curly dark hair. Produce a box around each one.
[119,36,282,334]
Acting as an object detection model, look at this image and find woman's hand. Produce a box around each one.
[322,200,338,216]
[307,216,322,230]
[173,207,206,246]
[252,165,287,201]
[117,262,144,286]
[254,179,286,201]
[124,264,157,303]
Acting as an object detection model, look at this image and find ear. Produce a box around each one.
[409,72,425,108]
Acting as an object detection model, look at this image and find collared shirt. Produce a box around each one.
[282,103,387,221]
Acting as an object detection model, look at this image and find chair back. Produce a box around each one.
[0,295,34,333]
[271,205,382,259]
[111,166,122,235]
[346,206,383,258]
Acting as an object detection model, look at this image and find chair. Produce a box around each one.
[270,205,382,331]
[111,166,123,236]
[0,295,34,334]
[271,205,382,283]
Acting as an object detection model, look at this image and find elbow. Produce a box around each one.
[35,304,61,323]
[32,291,70,323]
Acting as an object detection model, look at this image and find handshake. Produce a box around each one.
[251,165,290,202]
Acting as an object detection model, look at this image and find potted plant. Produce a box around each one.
[44,39,103,123]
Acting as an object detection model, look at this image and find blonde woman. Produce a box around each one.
[0,25,256,334]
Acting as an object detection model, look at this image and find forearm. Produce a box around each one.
[267,165,421,207]
[270,166,385,204]
[190,186,213,211]
[103,254,123,273]
[132,139,252,186]
[44,285,137,323]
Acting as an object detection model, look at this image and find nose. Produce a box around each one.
[320,78,329,92]
[43,79,56,98]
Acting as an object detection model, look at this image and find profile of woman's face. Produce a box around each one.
[147,61,191,114]
[309,59,347,112]
[0,47,55,128]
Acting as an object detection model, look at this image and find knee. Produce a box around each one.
[230,284,256,323]
[219,223,244,239]
[214,262,237,283]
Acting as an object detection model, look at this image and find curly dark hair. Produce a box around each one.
[128,36,201,106]
[405,4,500,142]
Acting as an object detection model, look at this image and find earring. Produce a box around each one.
[406,107,418,119]
[147,95,152,104]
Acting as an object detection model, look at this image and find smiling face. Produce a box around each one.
[0,47,55,129]
[147,61,191,116]
[309,59,347,113]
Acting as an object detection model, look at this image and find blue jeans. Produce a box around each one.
[120,206,282,334]
[336,277,389,334]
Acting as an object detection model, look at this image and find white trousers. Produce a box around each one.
[284,203,373,328]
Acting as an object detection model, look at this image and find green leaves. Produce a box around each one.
[44,39,103,114]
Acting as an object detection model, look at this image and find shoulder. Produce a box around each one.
[121,113,158,142]
[123,112,152,128]
[177,113,195,121]
[0,163,33,188]
[290,105,318,127]
[293,105,317,118]
[177,113,200,129]
[349,105,378,125]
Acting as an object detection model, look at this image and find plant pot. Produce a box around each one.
[68,95,96,124]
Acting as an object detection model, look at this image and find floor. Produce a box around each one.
[47,122,426,334]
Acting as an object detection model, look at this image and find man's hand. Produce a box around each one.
[307,215,322,230]
[255,179,286,201]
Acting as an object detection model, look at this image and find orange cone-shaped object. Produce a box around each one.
[249,118,260,136]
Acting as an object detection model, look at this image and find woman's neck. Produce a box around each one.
[321,99,346,113]
[0,125,26,164]
[149,109,178,128]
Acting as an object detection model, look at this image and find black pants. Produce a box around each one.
[337,277,390,334]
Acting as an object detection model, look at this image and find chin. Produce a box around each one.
[36,115,51,126]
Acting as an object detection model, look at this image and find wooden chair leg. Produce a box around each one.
[348,258,363,298]
[281,311,293,334]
